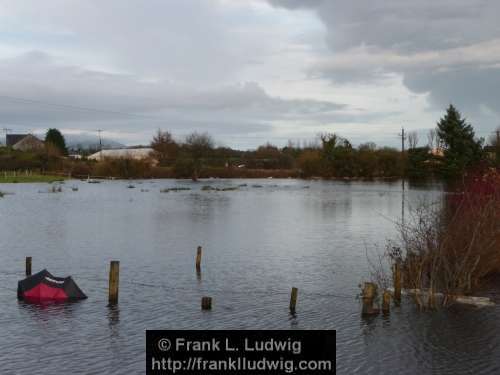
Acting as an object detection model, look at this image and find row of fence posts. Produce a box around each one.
[195,246,298,312]
[24,251,300,313]
[361,262,402,316]
[25,253,402,315]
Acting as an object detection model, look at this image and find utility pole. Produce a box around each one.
[399,127,406,154]
[2,127,12,147]
[97,129,103,160]
[495,128,500,165]
[398,127,407,226]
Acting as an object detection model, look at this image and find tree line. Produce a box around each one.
[1,105,499,179]
[149,105,497,180]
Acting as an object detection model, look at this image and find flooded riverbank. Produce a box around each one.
[1,179,498,374]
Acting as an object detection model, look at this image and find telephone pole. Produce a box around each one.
[2,127,12,146]
[398,127,407,225]
[495,128,500,165]
[97,129,103,160]
[399,127,406,154]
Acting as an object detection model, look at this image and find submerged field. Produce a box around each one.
[1,179,499,374]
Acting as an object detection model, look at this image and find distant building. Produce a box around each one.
[429,147,444,157]
[88,148,156,163]
[484,145,498,161]
[7,134,45,151]
[6,134,29,147]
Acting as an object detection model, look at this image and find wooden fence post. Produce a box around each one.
[290,287,298,314]
[201,296,212,310]
[108,261,120,304]
[382,290,391,314]
[196,246,202,272]
[362,282,379,316]
[25,257,32,276]
[393,262,402,305]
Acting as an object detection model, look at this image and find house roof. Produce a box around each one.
[6,134,29,146]
[12,134,44,150]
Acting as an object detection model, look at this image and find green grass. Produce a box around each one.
[0,174,66,183]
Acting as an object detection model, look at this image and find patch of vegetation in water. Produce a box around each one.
[217,186,238,191]
[0,174,66,183]
[160,187,191,193]
[201,185,238,191]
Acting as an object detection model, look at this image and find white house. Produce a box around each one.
[88,148,155,162]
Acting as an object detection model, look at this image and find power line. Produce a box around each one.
[0,94,160,120]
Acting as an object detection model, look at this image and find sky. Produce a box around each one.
[0,0,499,149]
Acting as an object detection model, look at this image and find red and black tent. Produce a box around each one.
[18,269,87,301]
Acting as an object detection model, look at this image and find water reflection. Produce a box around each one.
[196,270,202,283]
[107,304,120,328]
[17,299,81,322]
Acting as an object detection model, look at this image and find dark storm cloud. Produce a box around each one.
[268,0,500,116]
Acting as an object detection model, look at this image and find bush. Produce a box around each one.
[297,150,323,177]
[92,158,152,178]
[386,169,500,308]
[173,158,195,178]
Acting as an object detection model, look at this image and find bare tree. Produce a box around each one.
[151,129,177,165]
[407,131,419,149]
[427,129,437,149]
[185,132,214,180]
[488,126,500,147]
[489,127,500,165]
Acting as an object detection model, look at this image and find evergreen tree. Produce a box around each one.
[436,105,483,178]
[45,128,68,156]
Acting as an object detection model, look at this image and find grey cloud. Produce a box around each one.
[403,67,500,116]
[268,0,500,123]
[0,51,345,145]
[267,0,324,10]
[1,0,279,85]
[269,0,498,53]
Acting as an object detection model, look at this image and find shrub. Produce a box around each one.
[386,168,500,308]
[173,158,196,178]
[297,150,323,177]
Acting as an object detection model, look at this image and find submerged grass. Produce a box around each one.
[201,185,239,191]
[160,187,191,193]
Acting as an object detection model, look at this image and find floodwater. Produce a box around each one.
[0,179,498,374]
